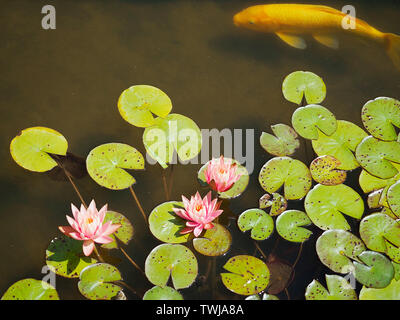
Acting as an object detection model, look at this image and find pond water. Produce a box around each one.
[1,0,399,300]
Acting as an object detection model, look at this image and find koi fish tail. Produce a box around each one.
[385,33,400,71]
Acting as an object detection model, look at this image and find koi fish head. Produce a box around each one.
[233,6,275,32]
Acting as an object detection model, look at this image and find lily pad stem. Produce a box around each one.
[119,246,145,276]
[161,168,169,200]
[292,242,303,269]
[253,240,267,260]
[129,185,148,224]
[93,244,104,263]
[168,164,175,198]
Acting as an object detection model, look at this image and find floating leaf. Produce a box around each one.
[148,201,191,244]
[259,193,287,216]
[10,127,68,172]
[291,104,337,139]
[46,236,97,278]
[359,163,400,194]
[282,71,326,105]
[355,136,400,179]
[316,230,366,274]
[312,120,368,170]
[118,85,172,128]
[221,255,270,296]
[387,180,400,216]
[305,184,364,231]
[276,210,312,242]
[1,279,59,300]
[259,157,312,200]
[360,278,400,300]
[245,293,279,300]
[260,124,300,156]
[143,286,183,300]
[237,209,274,241]
[353,251,394,288]
[101,211,134,249]
[193,223,232,256]
[46,152,87,181]
[86,143,144,190]
[198,158,249,199]
[145,244,198,290]
[266,256,293,295]
[310,155,346,185]
[143,113,202,168]
[305,275,357,300]
[78,263,123,300]
[361,97,400,141]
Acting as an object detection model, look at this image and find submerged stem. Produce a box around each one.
[93,244,104,263]
[161,168,169,200]
[253,241,267,260]
[129,185,148,224]
[119,246,145,276]
[292,242,304,269]
[168,164,174,199]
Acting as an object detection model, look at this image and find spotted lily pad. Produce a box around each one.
[259,157,312,200]
[310,155,346,185]
[259,193,287,216]
[312,120,368,170]
[193,223,232,256]
[316,230,366,274]
[359,163,400,194]
[305,275,357,300]
[148,201,191,244]
[143,113,202,168]
[355,136,400,179]
[46,236,97,278]
[353,251,394,288]
[1,279,59,300]
[387,181,400,216]
[198,159,249,199]
[86,143,145,190]
[10,127,68,172]
[118,85,172,128]
[145,244,198,290]
[237,209,274,241]
[305,184,364,231]
[360,278,400,300]
[276,210,312,242]
[282,71,326,105]
[361,97,400,141]
[101,211,134,249]
[78,263,123,300]
[260,124,300,156]
[221,255,270,296]
[291,104,337,139]
[143,286,183,300]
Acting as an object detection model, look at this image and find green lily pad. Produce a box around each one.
[282,71,326,105]
[360,278,400,300]
[393,262,400,280]
[145,244,198,290]
[361,97,400,141]
[291,104,337,139]
[101,211,134,249]
[260,124,300,156]
[305,184,364,231]
[198,158,249,199]
[10,126,68,172]
[387,180,400,216]
[367,189,384,209]
[316,230,366,274]
[143,113,202,168]
[143,286,183,300]
[78,263,123,300]
[1,279,59,300]
[305,275,357,300]
[237,209,274,241]
[148,201,191,244]
[259,193,287,216]
[359,163,400,193]
[259,157,312,200]
[221,255,270,296]
[193,223,232,256]
[118,85,172,128]
[46,236,97,278]
[353,251,394,288]
[245,293,279,300]
[86,143,145,190]
[355,136,400,179]
[312,120,368,170]
[276,210,312,243]
[310,155,347,185]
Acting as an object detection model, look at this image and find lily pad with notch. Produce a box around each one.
[387,180,400,217]
[260,124,300,156]
[86,143,145,190]
[259,193,287,216]
[143,286,183,300]
[1,279,59,300]
[193,223,232,256]
[305,275,357,300]
[237,209,274,241]
[276,210,313,242]
[310,155,346,185]
[101,211,134,250]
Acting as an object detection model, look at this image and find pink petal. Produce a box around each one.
[71,203,80,221]
[58,226,84,240]
[173,208,191,220]
[204,223,214,230]
[98,204,108,223]
[94,235,114,244]
[66,215,80,232]
[100,223,121,237]
[82,240,95,256]
[180,227,194,234]
[193,225,204,237]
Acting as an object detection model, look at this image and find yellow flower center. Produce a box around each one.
[86,217,94,224]
[195,204,203,211]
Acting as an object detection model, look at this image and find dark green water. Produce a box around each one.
[1,0,399,300]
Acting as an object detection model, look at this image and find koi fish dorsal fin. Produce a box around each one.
[313,34,339,49]
[276,32,307,49]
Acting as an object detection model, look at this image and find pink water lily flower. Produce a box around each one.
[59,200,121,256]
[205,156,242,193]
[173,191,223,237]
